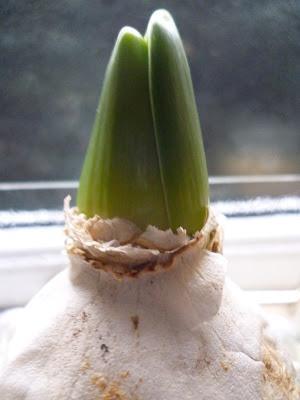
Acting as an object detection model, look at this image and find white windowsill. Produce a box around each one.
[0,213,299,308]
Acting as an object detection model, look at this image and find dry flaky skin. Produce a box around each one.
[0,202,298,399]
[262,337,300,399]
[64,196,223,278]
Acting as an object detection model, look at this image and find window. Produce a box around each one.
[1,2,300,184]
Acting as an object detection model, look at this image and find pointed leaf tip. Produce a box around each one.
[146,9,209,234]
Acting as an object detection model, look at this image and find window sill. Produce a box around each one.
[0,211,299,308]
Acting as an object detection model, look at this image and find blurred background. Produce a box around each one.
[1,0,299,185]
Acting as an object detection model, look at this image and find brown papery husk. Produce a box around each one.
[0,198,298,399]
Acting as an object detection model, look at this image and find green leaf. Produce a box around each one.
[77,27,169,230]
[146,10,209,234]
[77,11,209,234]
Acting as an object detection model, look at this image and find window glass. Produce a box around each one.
[1,2,299,183]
